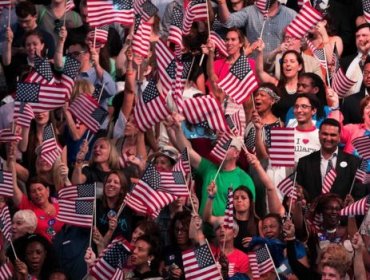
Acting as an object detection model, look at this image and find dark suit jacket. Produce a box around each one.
[296,149,364,202]
[340,54,357,73]
[341,86,366,125]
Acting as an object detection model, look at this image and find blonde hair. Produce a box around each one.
[70,80,95,102]
[91,137,120,170]
[13,210,38,234]
[320,244,351,277]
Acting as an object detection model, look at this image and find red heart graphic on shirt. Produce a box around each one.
[303,139,309,144]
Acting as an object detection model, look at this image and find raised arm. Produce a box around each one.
[63,102,87,141]
[217,0,231,24]
[71,140,88,184]
[202,181,223,225]
[7,141,23,207]
[54,26,67,69]
[165,113,202,169]
[2,27,13,66]
[255,39,278,85]
[246,152,284,216]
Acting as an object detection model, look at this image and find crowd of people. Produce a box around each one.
[0,0,370,279]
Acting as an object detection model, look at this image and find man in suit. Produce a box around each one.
[340,23,370,96]
[341,56,370,124]
[296,118,364,202]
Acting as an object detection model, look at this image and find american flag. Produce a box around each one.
[131,15,152,58]
[0,128,22,142]
[183,0,208,35]
[133,0,158,22]
[277,173,297,200]
[286,1,323,39]
[125,164,177,217]
[0,0,10,6]
[158,170,188,196]
[173,148,191,177]
[363,0,370,24]
[0,262,12,280]
[60,55,81,99]
[245,127,256,153]
[267,127,295,167]
[331,68,356,98]
[340,194,370,216]
[133,78,171,132]
[14,102,35,128]
[58,183,96,200]
[0,170,13,198]
[224,187,234,229]
[87,0,134,28]
[305,37,326,68]
[26,56,55,84]
[225,111,242,136]
[87,26,109,46]
[65,0,75,11]
[210,134,233,164]
[57,199,94,227]
[15,82,67,113]
[0,206,12,241]
[40,124,62,166]
[210,31,228,58]
[322,165,337,194]
[182,244,222,280]
[255,0,270,16]
[183,96,229,133]
[331,43,340,74]
[355,160,370,184]
[248,246,275,278]
[352,136,370,160]
[155,40,176,94]
[171,60,188,113]
[218,54,258,104]
[90,236,131,280]
[168,5,184,58]
[69,94,108,133]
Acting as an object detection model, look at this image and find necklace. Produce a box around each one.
[326,227,337,234]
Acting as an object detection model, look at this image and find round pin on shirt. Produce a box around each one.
[340,161,348,168]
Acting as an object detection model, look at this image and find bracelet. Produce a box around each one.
[208,195,215,200]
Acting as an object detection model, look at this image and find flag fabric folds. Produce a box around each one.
[40,124,62,166]
[340,195,370,216]
[0,206,12,241]
[26,56,55,84]
[182,244,222,280]
[285,1,323,39]
[57,199,94,227]
[125,164,177,218]
[305,37,326,68]
[248,246,275,278]
[363,0,370,24]
[65,0,75,11]
[133,78,171,132]
[352,136,370,160]
[210,134,233,164]
[0,128,22,143]
[0,170,13,198]
[69,94,108,133]
[0,262,13,280]
[217,54,258,104]
[276,173,296,200]
[60,55,81,98]
[13,103,35,128]
[90,236,132,280]
[223,187,234,229]
[331,68,356,98]
[355,160,370,184]
[183,96,229,133]
[132,15,152,58]
[155,40,176,93]
[267,127,295,167]
[87,0,134,27]
[183,0,208,35]
[58,183,96,200]
[168,5,184,57]
[158,170,188,196]
[210,31,228,58]
[87,26,109,47]
[15,82,67,113]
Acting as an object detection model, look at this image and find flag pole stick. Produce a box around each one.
[8,3,11,27]
[322,47,331,87]
[287,171,297,218]
[93,27,97,50]
[199,0,211,67]
[259,17,267,39]
[186,174,197,214]
[205,239,224,280]
[348,173,357,195]
[264,244,281,280]
[186,55,196,86]
[213,145,231,182]
[63,0,67,26]
[89,184,96,248]
[9,240,18,259]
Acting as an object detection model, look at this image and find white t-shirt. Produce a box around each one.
[294,126,321,163]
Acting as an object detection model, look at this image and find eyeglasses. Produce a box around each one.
[54,19,63,34]
[294,104,312,110]
[67,50,87,58]
[174,227,187,233]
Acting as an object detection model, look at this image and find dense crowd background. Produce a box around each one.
[0,0,370,279]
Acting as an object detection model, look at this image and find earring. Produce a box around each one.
[147,259,151,267]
